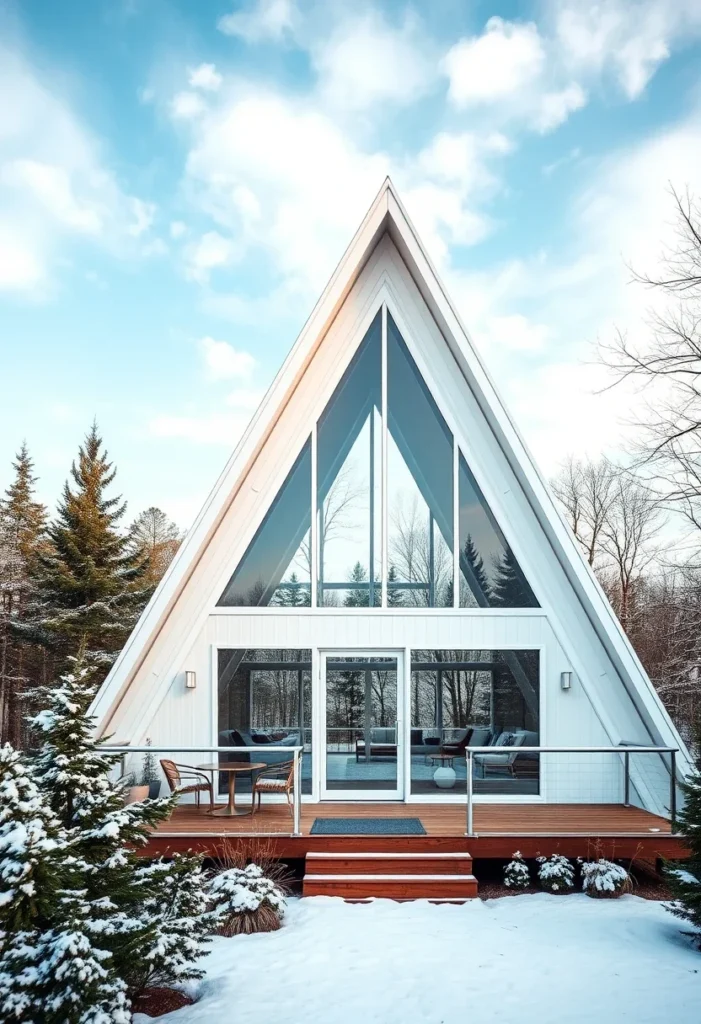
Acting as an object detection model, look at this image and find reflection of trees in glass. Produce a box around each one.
[219,648,311,734]
[461,535,491,607]
[344,562,369,607]
[411,650,493,732]
[491,548,539,608]
[389,495,452,607]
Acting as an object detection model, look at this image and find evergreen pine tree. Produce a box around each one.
[462,534,491,604]
[491,547,538,608]
[344,562,370,607]
[0,444,47,747]
[23,423,149,679]
[0,744,131,1023]
[30,662,209,998]
[129,854,211,994]
[0,743,69,937]
[387,564,404,607]
[667,765,701,946]
[0,916,131,1024]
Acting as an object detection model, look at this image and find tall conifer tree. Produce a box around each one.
[24,423,148,679]
[0,444,47,746]
[491,547,538,608]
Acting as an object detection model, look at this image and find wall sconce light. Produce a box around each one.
[185,670,197,690]
[560,671,572,691]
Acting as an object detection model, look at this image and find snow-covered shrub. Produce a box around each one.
[536,854,575,893]
[580,858,631,898]
[504,852,530,890]
[208,864,286,936]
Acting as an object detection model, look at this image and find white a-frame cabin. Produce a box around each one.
[92,180,690,863]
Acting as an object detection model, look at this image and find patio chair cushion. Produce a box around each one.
[468,727,492,747]
[256,778,288,790]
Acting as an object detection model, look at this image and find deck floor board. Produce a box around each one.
[144,802,687,860]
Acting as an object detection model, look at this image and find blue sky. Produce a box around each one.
[2,0,701,529]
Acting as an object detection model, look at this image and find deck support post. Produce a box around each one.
[623,750,630,807]
[465,751,474,837]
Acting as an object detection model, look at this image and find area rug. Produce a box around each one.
[309,817,426,835]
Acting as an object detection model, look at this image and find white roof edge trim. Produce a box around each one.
[90,176,692,778]
[89,179,391,724]
[383,184,691,772]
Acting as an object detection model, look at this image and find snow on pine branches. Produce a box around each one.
[580,859,631,898]
[504,852,530,889]
[208,864,287,936]
[0,662,212,1022]
[537,854,575,893]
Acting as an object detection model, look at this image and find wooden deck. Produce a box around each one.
[144,802,689,861]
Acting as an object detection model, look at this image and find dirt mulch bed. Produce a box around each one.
[474,859,673,902]
[132,987,194,1017]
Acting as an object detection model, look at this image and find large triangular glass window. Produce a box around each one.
[217,439,311,607]
[387,313,453,607]
[317,311,381,606]
[217,302,538,610]
[458,452,538,608]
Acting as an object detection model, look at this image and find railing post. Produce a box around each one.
[293,748,302,837]
[670,749,677,826]
[624,750,630,807]
[465,750,474,837]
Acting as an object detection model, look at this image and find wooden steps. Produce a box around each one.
[303,851,478,900]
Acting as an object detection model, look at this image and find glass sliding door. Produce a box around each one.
[321,652,403,799]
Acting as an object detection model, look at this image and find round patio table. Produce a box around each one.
[198,761,267,817]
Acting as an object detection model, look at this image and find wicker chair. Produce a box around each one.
[160,759,214,808]
[251,759,295,818]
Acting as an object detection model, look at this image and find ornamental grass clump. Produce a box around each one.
[504,852,530,890]
[536,854,575,893]
[580,858,632,898]
[208,864,286,936]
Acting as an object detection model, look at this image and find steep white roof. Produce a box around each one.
[90,178,691,778]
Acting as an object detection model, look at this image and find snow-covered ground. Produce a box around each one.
[136,894,701,1024]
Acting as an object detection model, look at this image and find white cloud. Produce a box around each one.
[553,1,701,100]
[184,231,237,283]
[218,0,297,43]
[170,91,206,120]
[199,336,256,380]
[451,105,701,473]
[535,83,587,133]
[0,226,44,292]
[0,45,157,294]
[178,85,508,298]
[170,220,187,238]
[312,10,435,112]
[188,63,222,92]
[442,17,545,106]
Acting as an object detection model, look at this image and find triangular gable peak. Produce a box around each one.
[90,179,691,800]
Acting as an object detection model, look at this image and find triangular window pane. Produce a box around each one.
[387,313,453,607]
[218,439,311,607]
[458,452,538,608]
[317,312,381,606]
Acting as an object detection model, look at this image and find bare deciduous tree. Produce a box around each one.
[600,186,701,532]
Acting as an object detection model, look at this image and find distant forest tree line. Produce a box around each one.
[0,423,181,747]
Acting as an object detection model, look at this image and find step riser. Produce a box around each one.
[303,880,478,899]
[307,857,473,875]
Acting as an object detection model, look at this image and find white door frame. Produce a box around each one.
[317,648,406,801]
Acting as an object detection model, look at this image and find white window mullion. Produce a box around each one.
[381,303,388,608]
[453,437,459,608]
[310,424,318,608]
